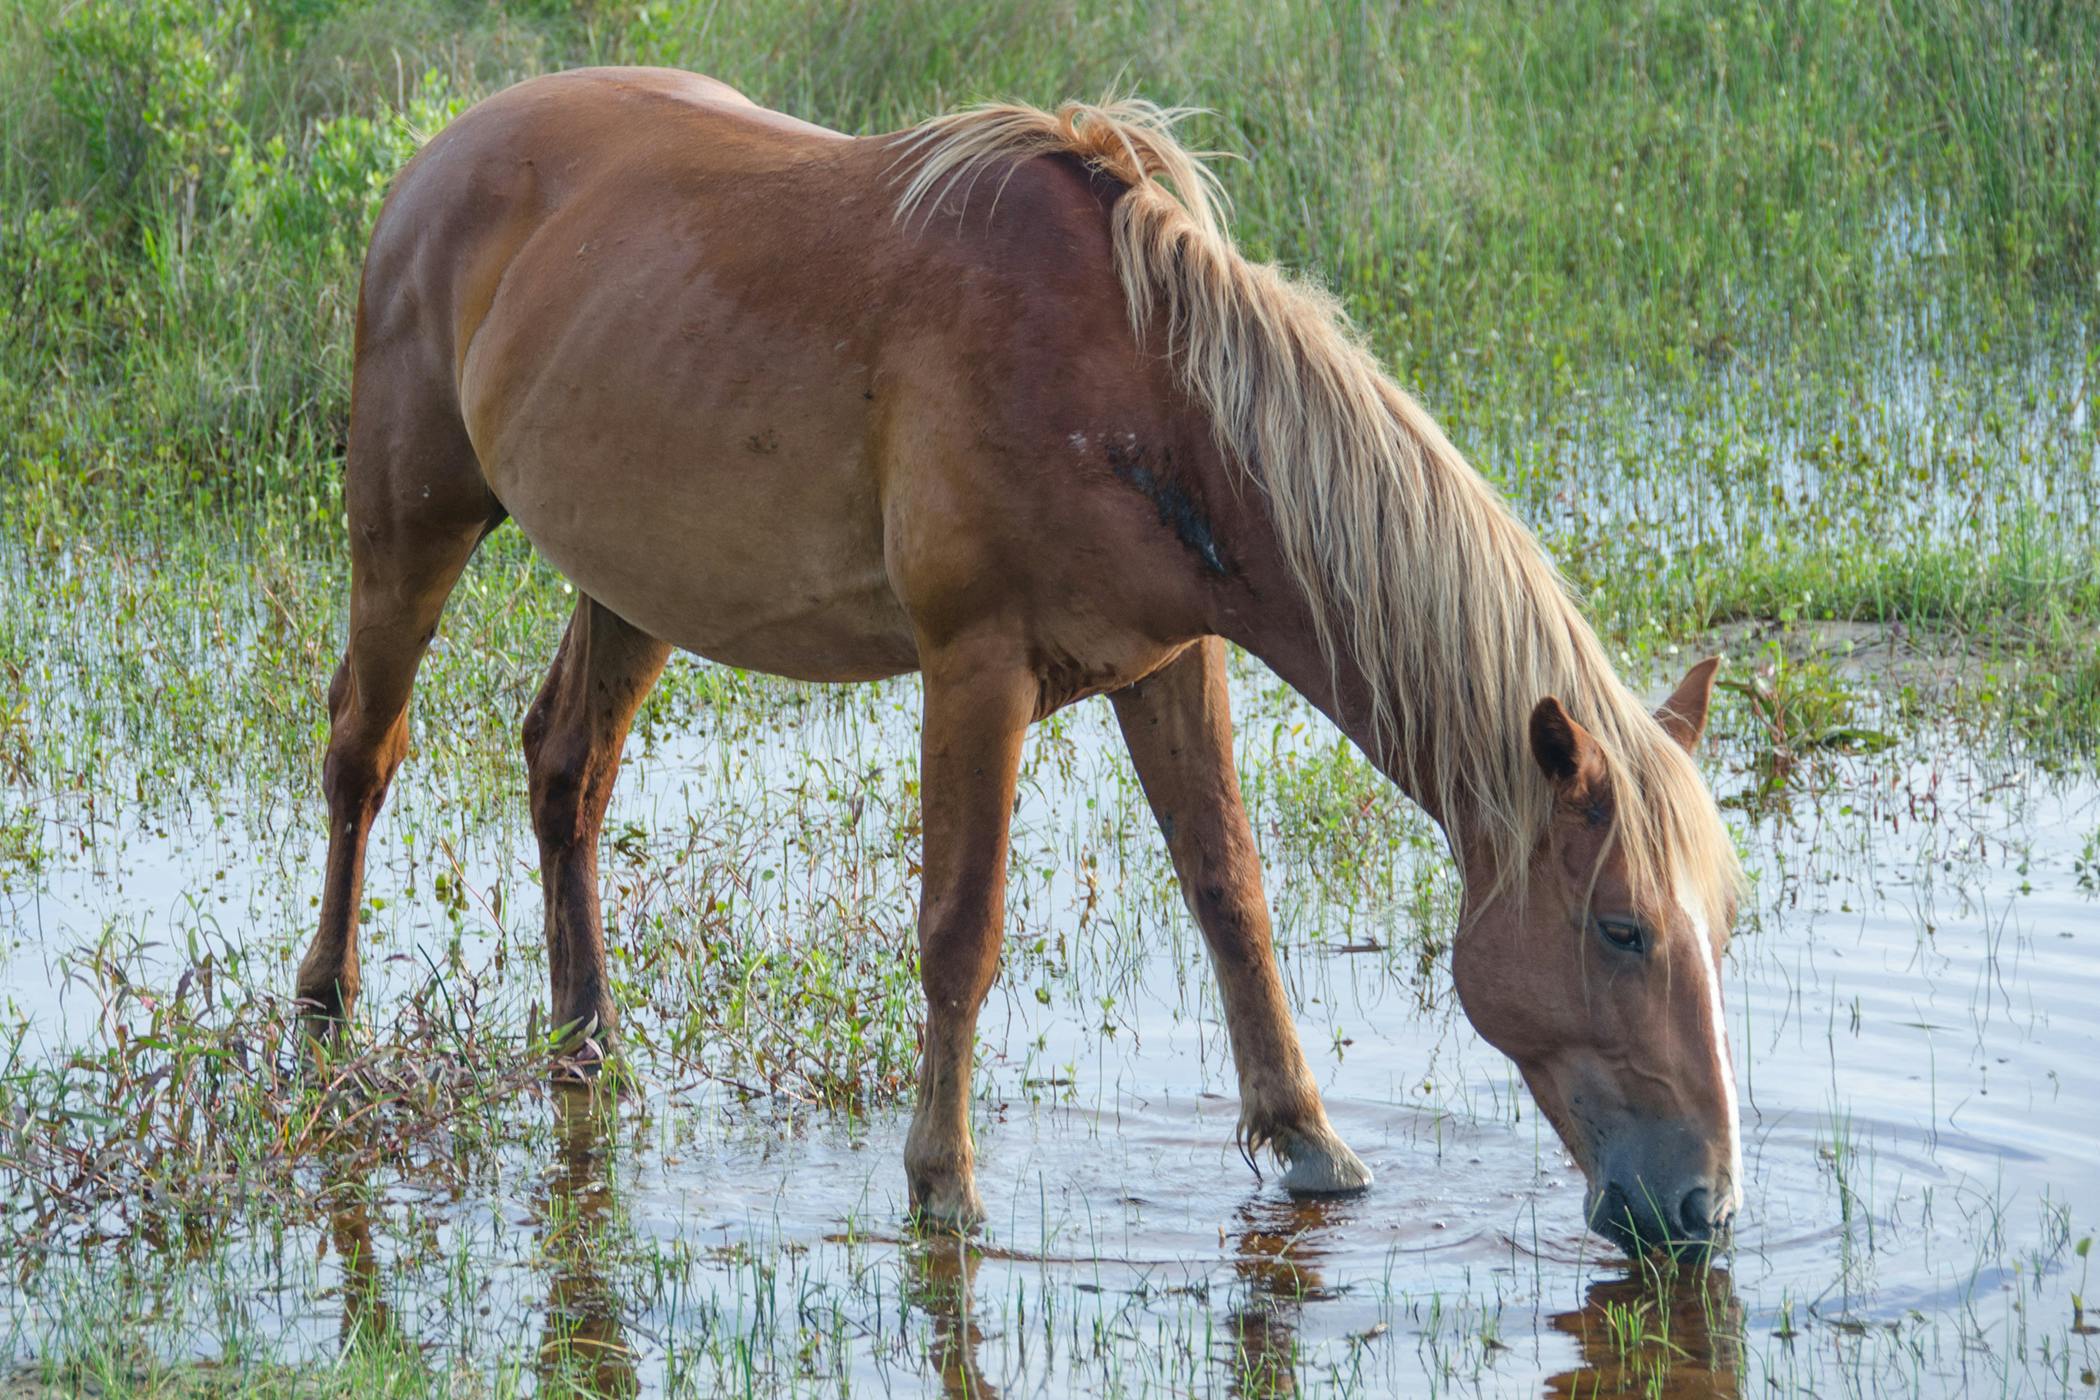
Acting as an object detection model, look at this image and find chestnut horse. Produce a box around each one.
[297,68,1744,1254]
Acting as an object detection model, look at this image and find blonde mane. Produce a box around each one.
[892,100,1742,929]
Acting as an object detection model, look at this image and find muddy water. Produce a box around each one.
[3,651,2097,1396]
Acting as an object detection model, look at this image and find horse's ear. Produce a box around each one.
[1530,696,1604,796]
[1655,656,1722,754]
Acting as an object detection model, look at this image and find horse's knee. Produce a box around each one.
[528,758,583,847]
[917,914,1001,1013]
[521,623,579,771]
[1183,870,1274,968]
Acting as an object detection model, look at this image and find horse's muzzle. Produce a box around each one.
[1590,1176,1735,1259]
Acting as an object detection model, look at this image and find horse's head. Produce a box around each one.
[1451,659,1739,1257]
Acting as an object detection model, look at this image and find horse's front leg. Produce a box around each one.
[904,643,1037,1232]
[1111,638,1371,1193]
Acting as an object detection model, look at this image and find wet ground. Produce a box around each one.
[2,609,2095,1396]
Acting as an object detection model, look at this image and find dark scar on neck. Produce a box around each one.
[1106,442,1230,577]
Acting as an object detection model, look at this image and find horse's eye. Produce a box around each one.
[1595,917,1646,953]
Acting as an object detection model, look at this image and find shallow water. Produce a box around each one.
[3,621,2096,1397]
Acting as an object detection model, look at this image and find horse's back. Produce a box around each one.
[364,67,852,388]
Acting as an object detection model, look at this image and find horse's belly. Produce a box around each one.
[487,446,919,683]
[457,192,921,680]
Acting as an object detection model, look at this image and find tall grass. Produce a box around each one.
[2,0,2095,737]
[4,0,2095,518]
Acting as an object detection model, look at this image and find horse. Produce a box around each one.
[295,67,1745,1256]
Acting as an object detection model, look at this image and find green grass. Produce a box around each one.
[3,0,2094,740]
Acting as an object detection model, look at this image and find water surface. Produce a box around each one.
[3,629,2095,1396]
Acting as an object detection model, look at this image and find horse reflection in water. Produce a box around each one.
[324,1110,1738,1396]
[325,1170,398,1355]
[897,1200,1340,1398]
[535,1085,639,1395]
[322,1085,637,1395]
[1212,1196,1743,1398]
[1220,1197,1348,1395]
[1547,1267,1742,1399]
[906,1239,1003,1399]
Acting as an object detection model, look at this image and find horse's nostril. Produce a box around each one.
[1679,1186,1713,1237]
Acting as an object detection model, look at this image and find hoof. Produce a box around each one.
[298,1002,349,1037]
[1276,1129,1373,1195]
[295,972,356,1028]
[908,1175,986,1236]
[544,1009,635,1093]
[548,1052,605,1086]
[295,996,354,1057]
[550,1050,637,1096]
[543,1008,617,1068]
[294,1002,352,1079]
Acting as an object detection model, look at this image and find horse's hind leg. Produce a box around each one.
[297,377,502,1026]
[1110,638,1371,1193]
[522,597,670,1060]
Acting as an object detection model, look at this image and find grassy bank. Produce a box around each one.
[4,0,2095,745]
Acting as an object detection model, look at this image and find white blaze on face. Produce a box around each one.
[1678,881,1742,1214]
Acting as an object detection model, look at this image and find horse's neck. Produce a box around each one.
[1203,469,1454,835]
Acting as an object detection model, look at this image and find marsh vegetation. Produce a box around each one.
[2,1,2096,1394]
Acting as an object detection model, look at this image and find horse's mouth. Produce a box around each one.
[1589,1183,1735,1261]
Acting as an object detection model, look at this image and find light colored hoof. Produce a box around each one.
[1277,1131,1373,1195]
